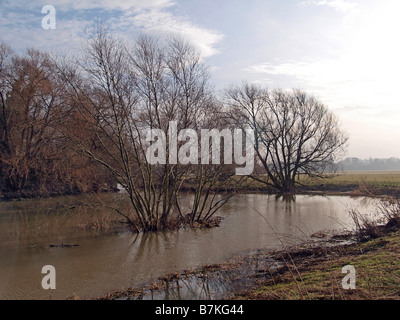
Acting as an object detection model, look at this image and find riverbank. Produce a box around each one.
[234,229,400,300]
[3,171,400,201]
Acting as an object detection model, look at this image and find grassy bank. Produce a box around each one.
[234,230,400,300]
[232,171,400,196]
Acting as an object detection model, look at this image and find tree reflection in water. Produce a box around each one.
[120,252,283,300]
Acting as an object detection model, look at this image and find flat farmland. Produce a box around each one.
[324,171,400,187]
[227,171,400,195]
[301,171,400,195]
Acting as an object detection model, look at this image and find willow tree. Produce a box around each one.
[226,83,348,193]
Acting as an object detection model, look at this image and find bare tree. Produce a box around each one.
[225,83,348,193]
[56,27,158,231]
[56,25,235,231]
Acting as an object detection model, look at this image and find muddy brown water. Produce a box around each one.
[0,193,377,300]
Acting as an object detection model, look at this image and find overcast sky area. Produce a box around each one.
[1,0,399,159]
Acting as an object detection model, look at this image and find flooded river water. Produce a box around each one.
[0,193,377,299]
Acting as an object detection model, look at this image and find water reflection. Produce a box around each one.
[129,253,283,301]
[273,194,296,214]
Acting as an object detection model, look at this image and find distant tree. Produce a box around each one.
[225,83,348,193]
[338,157,400,171]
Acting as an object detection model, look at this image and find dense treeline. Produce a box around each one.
[338,157,400,171]
[0,43,114,199]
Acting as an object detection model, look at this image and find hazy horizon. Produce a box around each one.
[1,0,399,159]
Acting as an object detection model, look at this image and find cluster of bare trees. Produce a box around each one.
[0,42,112,198]
[0,25,348,232]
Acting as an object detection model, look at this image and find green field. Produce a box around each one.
[235,171,400,195]
[308,171,400,191]
[327,171,400,185]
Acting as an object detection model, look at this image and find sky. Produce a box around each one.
[0,0,399,159]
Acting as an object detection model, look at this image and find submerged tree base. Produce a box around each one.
[124,215,224,233]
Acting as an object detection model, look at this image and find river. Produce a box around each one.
[0,193,377,300]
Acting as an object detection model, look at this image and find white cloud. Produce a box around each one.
[127,9,224,57]
[300,0,358,12]
[0,0,223,58]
